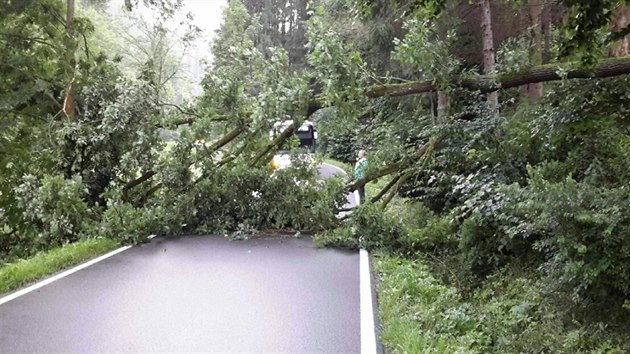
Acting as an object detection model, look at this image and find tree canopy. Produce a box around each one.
[2,0,630,351]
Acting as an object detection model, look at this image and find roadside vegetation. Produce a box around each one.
[0,238,119,294]
[2,0,630,351]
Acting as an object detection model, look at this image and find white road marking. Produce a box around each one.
[321,162,378,353]
[321,162,347,176]
[360,248,378,354]
[0,245,132,306]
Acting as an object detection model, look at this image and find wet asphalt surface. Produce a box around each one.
[0,163,363,353]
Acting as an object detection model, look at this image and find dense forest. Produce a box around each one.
[2,0,630,352]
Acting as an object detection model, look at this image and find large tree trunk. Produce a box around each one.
[365,56,630,98]
[480,0,498,109]
[542,1,552,63]
[610,5,630,57]
[437,90,449,122]
[527,0,544,103]
[63,0,76,118]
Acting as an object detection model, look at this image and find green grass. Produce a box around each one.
[374,253,483,354]
[374,253,630,353]
[0,238,120,295]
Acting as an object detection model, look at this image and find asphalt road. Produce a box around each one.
[317,163,358,211]
[0,163,366,353]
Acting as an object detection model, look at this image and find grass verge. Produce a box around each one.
[374,253,482,353]
[0,238,120,295]
[374,252,630,353]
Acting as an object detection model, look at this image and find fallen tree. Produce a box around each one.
[366,56,630,98]
[347,137,438,192]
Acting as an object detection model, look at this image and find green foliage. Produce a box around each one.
[314,108,360,163]
[85,188,169,244]
[3,1,630,351]
[376,254,629,354]
[500,169,630,304]
[315,200,454,254]
[12,175,90,252]
[306,7,369,119]
[316,203,407,250]
[160,158,346,238]
[211,0,255,70]
[558,0,623,63]
[392,13,461,87]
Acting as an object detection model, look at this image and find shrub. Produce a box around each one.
[13,174,90,250]
[503,168,630,308]
[163,158,346,237]
[85,188,168,244]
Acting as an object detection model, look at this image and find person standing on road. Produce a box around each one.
[354,150,368,204]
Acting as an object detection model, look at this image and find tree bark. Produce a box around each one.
[365,56,630,98]
[369,173,403,204]
[124,171,157,191]
[437,90,449,122]
[542,0,552,63]
[480,0,498,109]
[63,0,76,118]
[527,0,544,103]
[610,5,630,57]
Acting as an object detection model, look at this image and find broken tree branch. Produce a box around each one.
[366,56,630,98]
[250,122,297,166]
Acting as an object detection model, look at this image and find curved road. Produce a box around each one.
[0,163,374,353]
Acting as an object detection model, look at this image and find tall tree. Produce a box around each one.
[480,0,498,109]
[526,0,544,103]
[63,0,76,117]
[242,0,309,68]
[610,4,630,57]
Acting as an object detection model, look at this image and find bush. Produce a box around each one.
[376,254,629,354]
[314,202,406,250]
[503,168,630,308]
[13,174,90,250]
[163,158,347,237]
[85,188,169,244]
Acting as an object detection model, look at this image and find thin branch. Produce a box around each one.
[369,173,403,204]
[124,171,156,191]
[157,103,201,118]
[81,31,90,61]
[381,172,411,210]
[45,91,63,108]
[347,138,436,192]
[0,32,58,48]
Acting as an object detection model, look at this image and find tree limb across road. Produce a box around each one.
[346,138,437,192]
[366,56,630,98]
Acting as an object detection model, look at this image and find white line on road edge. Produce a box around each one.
[322,162,378,353]
[360,249,378,354]
[0,245,132,306]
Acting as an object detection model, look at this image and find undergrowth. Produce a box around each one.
[375,254,628,354]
